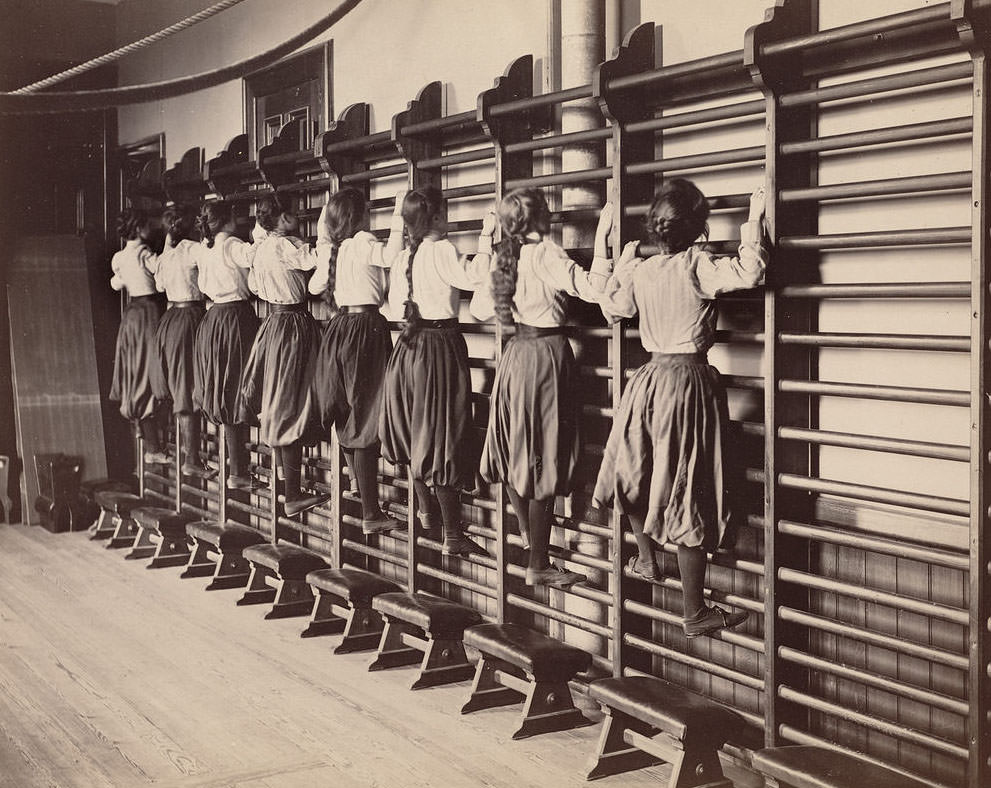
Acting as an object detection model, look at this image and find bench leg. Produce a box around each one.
[207,551,252,590]
[410,636,475,690]
[513,679,593,740]
[368,620,422,672]
[147,533,192,569]
[179,539,216,579]
[461,658,526,715]
[265,578,315,619]
[237,565,277,606]
[107,515,139,549]
[335,606,385,655]
[618,726,730,788]
[124,526,156,560]
[586,709,662,781]
[88,509,115,540]
[300,592,347,638]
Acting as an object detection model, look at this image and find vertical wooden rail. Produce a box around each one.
[478,54,539,624]
[745,0,818,748]
[593,22,656,677]
[316,102,372,570]
[954,3,991,784]
[393,81,444,594]
[217,424,228,524]
[174,414,182,512]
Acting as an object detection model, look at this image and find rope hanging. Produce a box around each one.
[13,0,250,94]
[0,0,362,115]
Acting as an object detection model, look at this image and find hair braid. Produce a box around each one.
[491,188,551,326]
[398,186,443,344]
[320,187,367,314]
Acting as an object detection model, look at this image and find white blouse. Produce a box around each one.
[471,238,611,327]
[109,239,158,297]
[308,230,401,307]
[247,233,318,305]
[154,239,203,302]
[597,220,767,354]
[386,237,491,321]
[197,233,255,303]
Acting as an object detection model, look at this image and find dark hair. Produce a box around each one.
[645,178,710,253]
[491,188,551,326]
[116,208,148,241]
[198,201,232,248]
[254,195,286,233]
[162,204,197,246]
[399,185,444,342]
[320,188,367,312]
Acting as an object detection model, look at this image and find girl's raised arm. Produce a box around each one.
[695,185,768,297]
[597,240,642,323]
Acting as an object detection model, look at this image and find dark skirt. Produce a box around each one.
[238,304,318,448]
[592,352,731,550]
[152,302,205,415]
[194,301,259,426]
[313,310,393,448]
[380,323,475,489]
[480,327,579,500]
[110,295,164,421]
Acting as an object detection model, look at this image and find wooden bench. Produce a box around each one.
[79,478,133,532]
[752,746,930,788]
[461,622,594,740]
[301,568,401,653]
[127,507,199,567]
[586,676,744,786]
[89,491,146,547]
[183,521,267,587]
[239,543,328,619]
[368,592,483,690]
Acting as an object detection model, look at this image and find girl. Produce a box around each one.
[380,185,495,557]
[309,187,405,535]
[151,204,213,478]
[473,188,612,588]
[109,207,168,465]
[238,195,329,517]
[593,178,767,638]
[194,200,261,490]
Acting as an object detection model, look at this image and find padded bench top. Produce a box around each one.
[373,591,483,635]
[186,521,267,551]
[81,478,133,496]
[305,568,401,605]
[94,491,145,515]
[464,623,591,679]
[589,676,744,743]
[752,746,929,788]
[132,507,198,534]
[243,543,327,579]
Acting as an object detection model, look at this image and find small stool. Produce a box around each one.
[90,491,145,547]
[586,675,744,785]
[301,568,401,653]
[239,543,327,618]
[183,521,267,587]
[368,592,482,690]
[752,746,930,788]
[461,622,593,740]
[127,507,199,567]
[79,478,133,532]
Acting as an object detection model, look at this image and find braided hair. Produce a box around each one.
[197,201,232,249]
[162,204,197,247]
[492,188,551,326]
[116,208,148,241]
[644,178,709,254]
[399,185,444,342]
[320,188,367,313]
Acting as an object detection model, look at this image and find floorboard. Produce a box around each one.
[0,524,672,787]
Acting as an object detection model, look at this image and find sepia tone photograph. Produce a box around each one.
[0,0,986,786]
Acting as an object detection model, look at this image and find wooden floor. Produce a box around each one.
[0,524,673,787]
